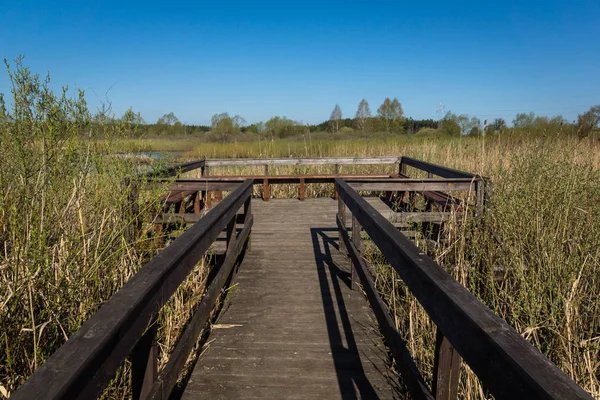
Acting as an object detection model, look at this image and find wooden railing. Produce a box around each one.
[11,180,254,400]
[335,178,591,400]
[399,156,488,213]
[143,159,206,178]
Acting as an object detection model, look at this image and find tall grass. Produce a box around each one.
[0,60,210,398]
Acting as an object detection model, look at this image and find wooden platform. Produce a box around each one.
[182,198,401,399]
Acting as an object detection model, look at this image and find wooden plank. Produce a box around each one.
[346,179,474,192]
[386,212,452,224]
[11,180,254,400]
[166,174,399,185]
[167,182,243,191]
[204,156,402,167]
[335,179,592,400]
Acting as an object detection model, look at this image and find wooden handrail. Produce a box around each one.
[335,178,591,400]
[204,156,402,167]
[12,180,254,400]
[143,158,206,178]
[400,156,478,179]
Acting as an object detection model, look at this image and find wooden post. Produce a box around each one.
[128,179,141,241]
[425,173,434,212]
[153,222,164,248]
[177,197,185,214]
[334,164,339,200]
[299,178,305,201]
[263,178,269,201]
[226,214,236,252]
[244,196,252,251]
[194,191,201,214]
[263,164,269,201]
[338,195,346,254]
[433,328,461,400]
[351,215,362,290]
[214,190,223,202]
[131,320,158,400]
[475,178,484,216]
[399,158,407,177]
[203,166,211,210]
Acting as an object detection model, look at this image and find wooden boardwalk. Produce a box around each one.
[183,198,401,399]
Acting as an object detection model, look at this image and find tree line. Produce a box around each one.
[112,99,600,141]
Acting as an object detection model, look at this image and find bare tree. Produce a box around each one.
[354,99,371,134]
[329,104,342,132]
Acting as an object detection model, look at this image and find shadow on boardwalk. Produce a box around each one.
[311,227,394,399]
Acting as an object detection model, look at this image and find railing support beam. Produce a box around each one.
[337,194,346,254]
[351,215,362,290]
[131,320,158,400]
[433,329,461,400]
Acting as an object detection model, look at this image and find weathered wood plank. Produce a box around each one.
[167,182,243,191]
[205,156,402,167]
[347,179,474,192]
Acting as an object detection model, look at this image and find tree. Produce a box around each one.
[577,105,600,138]
[513,112,536,130]
[265,116,301,139]
[377,97,404,132]
[491,118,506,131]
[442,112,480,135]
[211,112,246,142]
[157,112,179,126]
[354,99,371,134]
[121,107,144,136]
[246,121,265,135]
[439,113,461,136]
[329,104,342,132]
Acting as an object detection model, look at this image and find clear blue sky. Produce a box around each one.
[1,0,599,125]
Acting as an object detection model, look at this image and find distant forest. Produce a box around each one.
[115,98,600,142]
